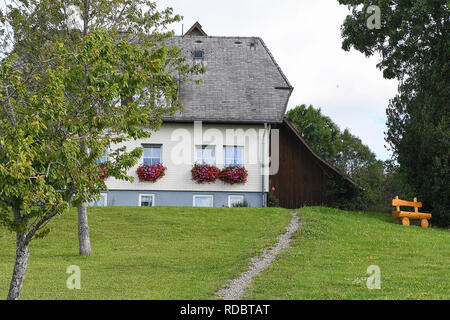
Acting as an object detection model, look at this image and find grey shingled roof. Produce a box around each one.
[163,36,293,123]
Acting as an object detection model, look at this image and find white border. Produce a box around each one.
[141,144,163,165]
[89,192,107,207]
[193,195,214,207]
[195,145,216,165]
[228,195,244,207]
[100,193,108,207]
[223,146,245,166]
[139,194,155,207]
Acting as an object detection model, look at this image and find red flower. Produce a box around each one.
[191,163,220,184]
[218,165,248,185]
[98,165,108,180]
[137,163,167,182]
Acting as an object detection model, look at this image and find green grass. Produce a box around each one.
[1,206,448,300]
[0,206,291,300]
[244,207,450,300]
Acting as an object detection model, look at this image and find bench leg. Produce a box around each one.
[421,219,429,228]
[401,217,410,226]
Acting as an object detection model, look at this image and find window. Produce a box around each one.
[193,195,214,208]
[139,194,155,207]
[98,148,109,164]
[228,195,245,208]
[193,50,204,60]
[196,146,216,165]
[132,88,170,109]
[193,50,204,65]
[133,87,150,106]
[224,146,244,166]
[143,145,162,165]
[88,193,107,207]
[87,147,108,164]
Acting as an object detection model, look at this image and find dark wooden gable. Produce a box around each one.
[184,22,208,36]
[270,118,358,209]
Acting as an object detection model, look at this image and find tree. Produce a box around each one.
[329,129,384,211]
[0,0,201,299]
[286,104,340,163]
[338,0,449,226]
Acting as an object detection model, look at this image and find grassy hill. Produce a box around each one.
[0,206,448,300]
[245,207,449,300]
[0,207,291,299]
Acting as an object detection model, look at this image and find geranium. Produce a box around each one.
[98,165,108,180]
[137,163,167,182]
[191,163,220,184]
[218,165,248,185]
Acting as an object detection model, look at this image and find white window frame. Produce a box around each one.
[100,193,108,207]
[89,192,108,207]
[98,147,109,164]
[193,195,214,208]
[142,144,163,166]
[224,146,244,167]
[228,195,245,208]
[195,145,216,165]
[139,194,155,207]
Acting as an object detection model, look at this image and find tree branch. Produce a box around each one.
[29,162,63,179]
[25,210,59,244]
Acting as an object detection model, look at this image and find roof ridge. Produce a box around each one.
[174,35,261,39]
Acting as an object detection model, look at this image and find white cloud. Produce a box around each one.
[157,0,398,160]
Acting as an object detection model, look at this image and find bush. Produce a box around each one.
[267,192,280,207]
[232,199,249,207]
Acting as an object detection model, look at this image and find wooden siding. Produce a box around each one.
[270,120,355,209]
[105,122,270,193]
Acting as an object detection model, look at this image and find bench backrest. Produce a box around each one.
[392,197,422,208]
[392,196,422,214]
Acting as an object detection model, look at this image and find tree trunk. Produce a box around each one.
[78,203,92,256]
[7,232,30,300]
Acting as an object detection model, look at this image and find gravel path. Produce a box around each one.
[216,212,300,300]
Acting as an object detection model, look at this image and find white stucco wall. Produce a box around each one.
[105,122,270,193]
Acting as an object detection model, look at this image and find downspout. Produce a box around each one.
[262,123,268,207]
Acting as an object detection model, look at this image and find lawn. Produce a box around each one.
[0,206,291,299]
[244,207,450,300]
[1,206,448,300]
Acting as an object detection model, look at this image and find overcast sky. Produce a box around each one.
[157,0,398,161]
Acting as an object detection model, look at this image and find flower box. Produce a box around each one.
[218,165,248,185]
[137,163,167,182]
[98,165,108,180]
[191,163,220,184]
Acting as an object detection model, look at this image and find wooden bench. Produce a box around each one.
[392,196,432,228]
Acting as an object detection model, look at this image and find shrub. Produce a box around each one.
[232,199,249,207]
[267,192,280,207]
